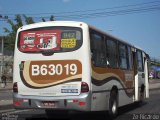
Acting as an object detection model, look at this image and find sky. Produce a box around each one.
[0,0,160,58]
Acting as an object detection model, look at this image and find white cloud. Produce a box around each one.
[62,0,71,3]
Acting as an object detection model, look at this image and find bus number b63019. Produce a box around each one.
[31,64,78,76]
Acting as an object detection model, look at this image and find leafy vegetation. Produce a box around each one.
[3,14,54,52]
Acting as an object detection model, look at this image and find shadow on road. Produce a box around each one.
[118,101,147,115]
[115,101,148,120]
[12,102,148,120]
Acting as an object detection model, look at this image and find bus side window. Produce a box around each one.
[136,50,144,72]
[90,32,106,67]
[127,46,132,70]
[106,39,118,68]
[119,43,128,69]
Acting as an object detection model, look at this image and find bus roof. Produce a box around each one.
[88,25,147,53]
[89,25,133,47]
[18,21,87,31]
[18,20,146,54]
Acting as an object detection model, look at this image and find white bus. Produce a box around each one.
[13,21,150,118]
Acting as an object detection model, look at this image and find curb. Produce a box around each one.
[0,88,12,92]
[0,104,14,111]
[149,87,160,91]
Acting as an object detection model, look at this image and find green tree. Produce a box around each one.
[23,14,34,24]
[3,14,35,52]
[3,14,54,52]
[42,15,55,22]
[50,15,55,21]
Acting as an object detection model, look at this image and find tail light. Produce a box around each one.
[13,82,18,93]
[14,99,24,106]
[81,82,89,93]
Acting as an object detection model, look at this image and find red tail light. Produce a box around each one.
[13,82,18,93]
[81,82,89,93]
[14,100,24,106]
[79,102,86,106]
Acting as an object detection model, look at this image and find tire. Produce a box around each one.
[109,90,118,119]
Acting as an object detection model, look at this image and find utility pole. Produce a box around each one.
[0,37,4,76]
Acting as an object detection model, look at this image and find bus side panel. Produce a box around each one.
[90,65,134,111]
[91,80,133,111]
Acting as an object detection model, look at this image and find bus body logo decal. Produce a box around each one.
[19,60,82,88]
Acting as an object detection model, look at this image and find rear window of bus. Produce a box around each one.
[17,27,82,53]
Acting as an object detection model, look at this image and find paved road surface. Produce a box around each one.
[1,79,160,120]
[0,90,160,120]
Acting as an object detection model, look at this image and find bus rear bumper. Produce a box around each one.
[13,92,91,111]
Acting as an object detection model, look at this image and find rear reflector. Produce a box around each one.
[73,100,79,103]
[14,101,20,106]
[81,82,89,93]
[14,100,24,106]
[79,102,86,106]
[13,82,18,93]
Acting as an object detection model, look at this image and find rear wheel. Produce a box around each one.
[109,90,118,119]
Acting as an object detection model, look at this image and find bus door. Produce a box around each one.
[144,54,149,98]
[133,49,145,101]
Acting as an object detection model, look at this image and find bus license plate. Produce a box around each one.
[42,101,56,108]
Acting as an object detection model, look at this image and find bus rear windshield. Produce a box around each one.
[18,27,82,53]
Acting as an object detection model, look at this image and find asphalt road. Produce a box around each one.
[0,90,160,120]
[0,90,12,100]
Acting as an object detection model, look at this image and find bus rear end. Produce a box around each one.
[13,21,91,112]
